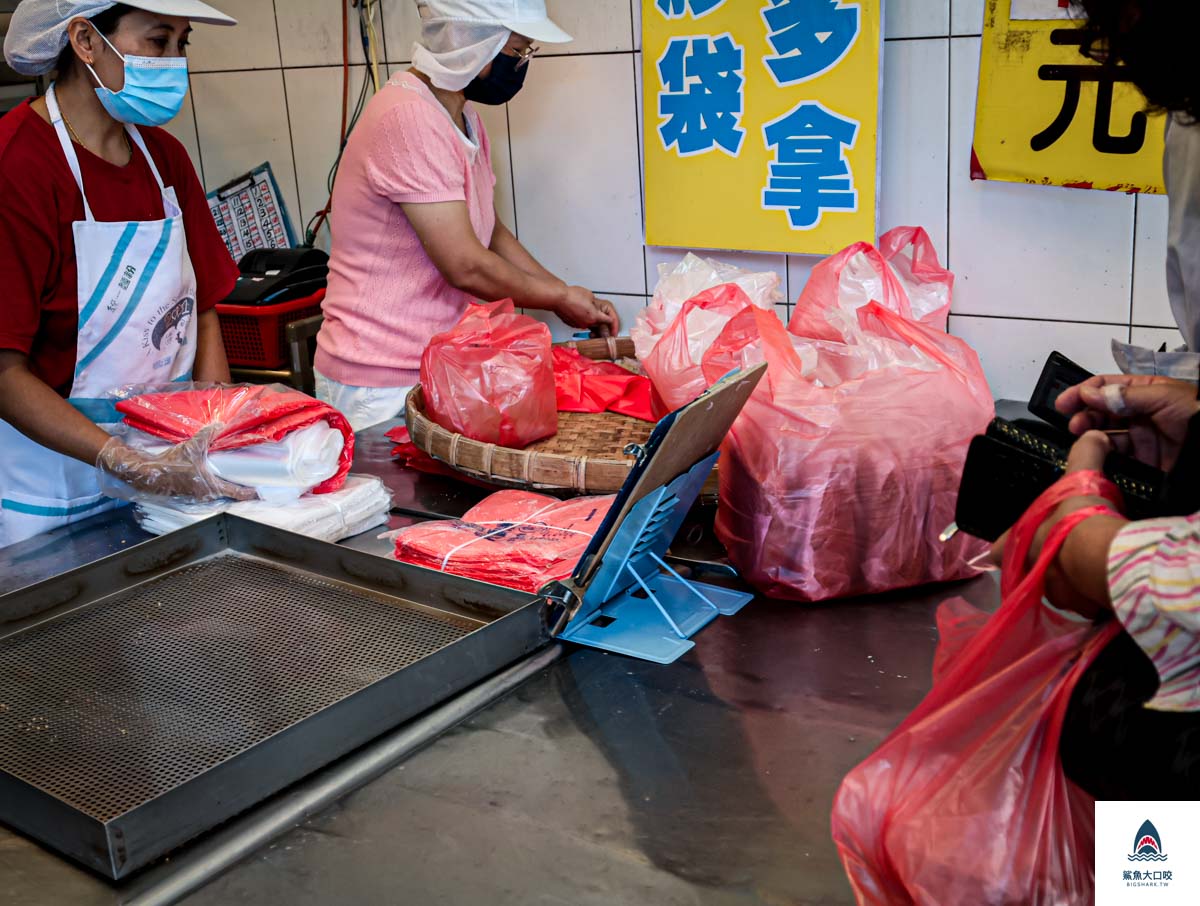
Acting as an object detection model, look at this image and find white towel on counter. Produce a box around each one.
[134,475,393,543]
[126,421,346,503]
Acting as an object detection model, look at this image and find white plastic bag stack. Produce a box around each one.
[134,475,392,542]
[126,421,346,503]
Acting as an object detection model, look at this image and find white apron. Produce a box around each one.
[0,85,198,548]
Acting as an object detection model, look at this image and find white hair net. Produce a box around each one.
[411,2,510,93]
[4,0,236,76]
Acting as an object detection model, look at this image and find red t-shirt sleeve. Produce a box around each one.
[0,137,58,356]
[153,130,238,312]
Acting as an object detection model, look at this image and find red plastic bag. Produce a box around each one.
[831,473,1124,906]
[420,300,557,448]
[703,229,993,601]
[552,347,661,422]
[115,383,354,494]
[641,284,759,410]
[391,490,615,593]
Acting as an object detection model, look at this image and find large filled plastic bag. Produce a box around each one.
[632,253,783,363]
[391,490,615,593]
[114,383,354,496]
[831,473,1123,905]
[704,228,993,600]
[420,300,556,448]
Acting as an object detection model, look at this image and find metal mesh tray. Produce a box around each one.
[0,516,545,880]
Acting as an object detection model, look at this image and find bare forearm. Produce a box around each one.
[0,360,112,464]
[1056,514,1127,609]
[453,247,567,312]
[489,222,558,283]
[193,309,232,383]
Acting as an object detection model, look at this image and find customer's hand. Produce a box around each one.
[989,431,1121,619]
[557,286,621,335]
[96,428,256,502]
[1056,374,1200,471]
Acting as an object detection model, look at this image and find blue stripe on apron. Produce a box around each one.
[78,223,141,329]
[76,219,174,374]
[69,371,194,424]
[1,497,112,518]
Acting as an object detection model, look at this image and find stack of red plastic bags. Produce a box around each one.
[391,490,615,593]
[111,384,393,543]
[633,228,994,601]
[116,383,354,495]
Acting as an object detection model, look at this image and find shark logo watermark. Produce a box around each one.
[1130,819,1169,862]
[1122,819,1173,889]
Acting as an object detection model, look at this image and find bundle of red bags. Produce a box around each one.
[420,300,557,448]
[391,490,615,593]
[637,227,993,601]
[831,473,1122,905]
[552,347,660,422]
[115,383,354,494]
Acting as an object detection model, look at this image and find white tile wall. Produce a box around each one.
[171,0,1183,400]
[190,68,302,230]
[1132,326,1186,351]
[508,54,644,296]
[950,316,1125,399]
[1133,193,1174,327]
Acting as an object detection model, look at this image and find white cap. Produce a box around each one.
[419,0,571,44]
[5,0,237,76]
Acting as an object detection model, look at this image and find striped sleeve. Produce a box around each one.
[1108,513,1200,712]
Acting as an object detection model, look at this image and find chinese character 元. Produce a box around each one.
[1123,871,1132,881]
[762,101,859,229]
[761,0,861,85]
[1031,27,1148,154]
[656,0,726,18]
[658,34,746,156]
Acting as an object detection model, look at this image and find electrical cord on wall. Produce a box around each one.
[303,0,382,247]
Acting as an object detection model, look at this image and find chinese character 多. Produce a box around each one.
[658,34,746,157]
[761,0,861,86]
[656,0,726,18]
[1031,27,1148,155]
[762,101,859,229]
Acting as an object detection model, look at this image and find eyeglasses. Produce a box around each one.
[514,44,539,69]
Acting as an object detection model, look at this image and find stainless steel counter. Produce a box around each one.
[0,418,1001,905]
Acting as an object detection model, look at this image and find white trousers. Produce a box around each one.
[314,370,412,433]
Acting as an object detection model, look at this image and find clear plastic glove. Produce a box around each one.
[96,426,257,502]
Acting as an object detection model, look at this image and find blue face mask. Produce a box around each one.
[87,30,189,127]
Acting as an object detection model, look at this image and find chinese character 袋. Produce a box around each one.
[656,0,726,18]
[658,34,746,156]
[762,101,859,228]
[761,0,861,85]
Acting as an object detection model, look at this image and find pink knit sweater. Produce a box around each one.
[315,72,497,388]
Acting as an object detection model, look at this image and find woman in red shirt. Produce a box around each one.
[0,0,249,547]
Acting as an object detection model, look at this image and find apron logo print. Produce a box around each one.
[143,296,195,353]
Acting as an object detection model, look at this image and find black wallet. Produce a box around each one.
[954,417,1166,542]
[954,351,1175,541]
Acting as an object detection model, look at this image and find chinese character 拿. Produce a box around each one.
[658,34,746,156]
[762,101,859,228]
[1032,27,1148,154]
[761,0,861,85]
[656,0,726,18]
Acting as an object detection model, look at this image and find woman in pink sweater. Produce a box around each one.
[314,0,618,431]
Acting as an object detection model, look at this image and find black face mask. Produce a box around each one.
[463,51,528,105]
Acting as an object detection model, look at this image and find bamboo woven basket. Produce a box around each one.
[405,337,720,499]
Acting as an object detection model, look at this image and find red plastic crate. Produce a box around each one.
[216,288,326,369]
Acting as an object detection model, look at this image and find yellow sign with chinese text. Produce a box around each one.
[643,0,881,256]
[973,0,1165,193]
